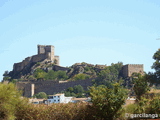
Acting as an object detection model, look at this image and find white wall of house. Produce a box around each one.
[64,97,72,103]
[47,94,72,103]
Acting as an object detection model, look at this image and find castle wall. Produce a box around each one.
[31,54,46,63]
[53,65,69,71]
[54,56,59,65]
[16,82,32,97]
[35,79,92,95]
[122,65,128,78]
[38,45,45,54]
[122,64,143,77]
[14,57,32,72]
[13,54,46,72]
[16,79,93,97]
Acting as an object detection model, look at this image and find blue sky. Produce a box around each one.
[0,0,160,81]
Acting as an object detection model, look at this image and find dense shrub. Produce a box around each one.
[33,92,47,99]
[64,85,86,98]
[89,83,127,120]
[15,103,92,120]
[0,83,27,120]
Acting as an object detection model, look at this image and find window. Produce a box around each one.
[48,96,53,99]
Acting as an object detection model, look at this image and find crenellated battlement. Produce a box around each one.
[127,64,143,67]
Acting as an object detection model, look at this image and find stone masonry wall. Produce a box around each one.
[16,82,32,97]
[16,79,93,97]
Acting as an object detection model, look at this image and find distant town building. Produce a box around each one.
[47,93,72,103]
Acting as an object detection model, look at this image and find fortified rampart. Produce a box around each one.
[16,79,93,97]
[16,64,144,97]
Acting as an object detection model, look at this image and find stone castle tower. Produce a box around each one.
[122,64,143,77]
[37,45,54,62]
[13,45,59,72]
[37,45,59,64]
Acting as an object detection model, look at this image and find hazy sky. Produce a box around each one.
[0,0,160,81]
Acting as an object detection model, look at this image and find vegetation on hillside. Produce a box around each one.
[3,61,124,83]
[93,62,123,87]
[33,69,68,81]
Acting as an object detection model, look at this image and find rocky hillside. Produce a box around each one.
[3,61,108,82]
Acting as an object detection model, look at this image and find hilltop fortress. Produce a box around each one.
[8,45,144,97]
[13,45,59,72]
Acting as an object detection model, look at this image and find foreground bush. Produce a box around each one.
[89,83,127,120]
[0,83,27,120]
[15,103,94,120]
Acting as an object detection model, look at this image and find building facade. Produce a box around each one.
[47,93,72,103]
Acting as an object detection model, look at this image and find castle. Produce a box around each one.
[11,45,144,97]
[122,64,143,77]
[13,45,59,72]
[15,63,144,97]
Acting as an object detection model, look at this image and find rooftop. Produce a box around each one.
[48,93,64,96]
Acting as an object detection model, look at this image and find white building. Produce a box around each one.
[71,97,91,103]
[47,93,72,103]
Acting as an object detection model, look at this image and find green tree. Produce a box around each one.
[64,85,85,97]
[44,70,68,81]
[64,91,71,97]
[74,85,84,94]
[151,49,160,83]
[94,62,124,87]
[3,70,10,81]
[33,68,46,80]
[132,73,150,101]
[73,73,89,80]
[89,83,127,120]
[67,87,74,92]
[56,71,68,80]
[33,92,47,99]
[45,70,57,80]
[152,49,160,73]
